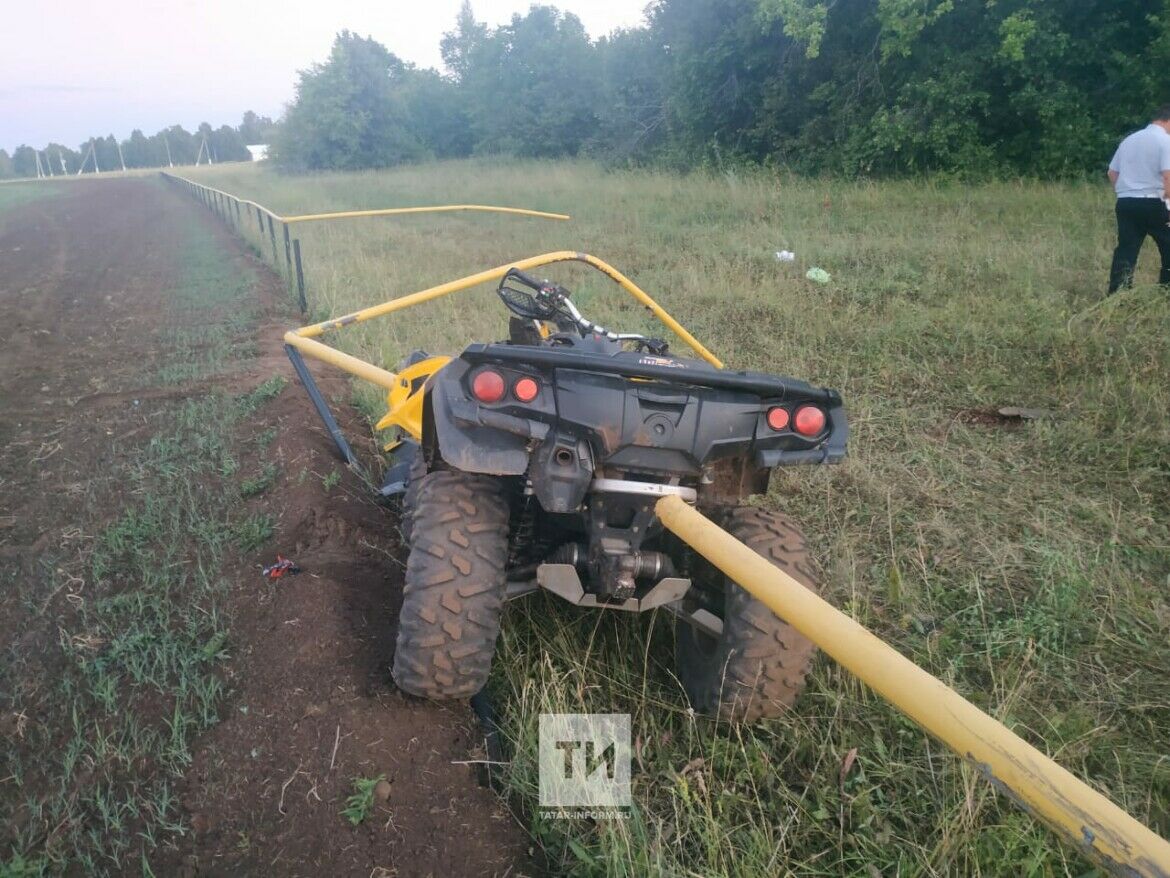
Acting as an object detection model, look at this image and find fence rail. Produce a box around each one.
[159,171,570,314]
[655,495,1170,878]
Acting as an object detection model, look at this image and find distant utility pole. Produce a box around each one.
[44,152,54,176]
[34,151,44,179]
[57,149,67,174]
[115,139,127,172]
[195,136,213,166]
[76,141,95,175]
[92,139,100,173]
[162,133,173,167]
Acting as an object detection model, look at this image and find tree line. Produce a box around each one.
[272,0,1169,177]
[0,112,276,179]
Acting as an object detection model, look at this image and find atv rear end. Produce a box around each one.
[284,252,847,721]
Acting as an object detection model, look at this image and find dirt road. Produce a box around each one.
[0,178,532,876]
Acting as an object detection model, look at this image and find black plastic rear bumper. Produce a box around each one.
[461,344,842,406]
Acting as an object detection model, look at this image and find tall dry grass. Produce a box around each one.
[186,159,1170,877]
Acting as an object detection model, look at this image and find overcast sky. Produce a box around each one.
[0,0,647,153]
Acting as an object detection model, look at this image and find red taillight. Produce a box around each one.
[513,377,539,403]
[471,370,505,403]
[793,405,826,437]
[766,407,789,431]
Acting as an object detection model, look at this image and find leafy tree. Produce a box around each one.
[271,30,428,170]
[43,143,81,174]
[401,69,474,158]
[92,135,121,171]
[11,0,1167,178]
[12,145,39,177]
[460,6,602,157]
[211,125,250,162]
[239,110,277,143]
[441,0,488,83]
[591,27,668,160]
[159,125,196,165]
[123,129,156,168]
[0,149,13,179]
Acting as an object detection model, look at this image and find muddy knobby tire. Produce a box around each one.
[397,453,428,546]
[392,471,510,700]
[675,507,819,723]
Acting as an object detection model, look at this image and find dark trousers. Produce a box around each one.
[1109,197,1170,293]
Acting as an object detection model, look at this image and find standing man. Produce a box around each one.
[1107,104,1170,294]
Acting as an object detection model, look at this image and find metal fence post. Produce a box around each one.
[283,223,292,276]
[293,238,307,314]
[256,208,264,239]
[266,214,278,266]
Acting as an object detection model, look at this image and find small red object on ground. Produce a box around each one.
[263,556,301,580]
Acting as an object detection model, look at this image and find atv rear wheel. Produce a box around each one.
[392,471,510,699]
[675,507,819,723]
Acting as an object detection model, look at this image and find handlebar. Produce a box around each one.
[498,267,669,354]
[504,267,554,294]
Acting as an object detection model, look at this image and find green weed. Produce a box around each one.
[238,376,288,413]
[233,513,274,552]
[340,775,385,826]
[239,463,278,497]
[321,468,341,491]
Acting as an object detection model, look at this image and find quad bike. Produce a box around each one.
[284,253,847,722]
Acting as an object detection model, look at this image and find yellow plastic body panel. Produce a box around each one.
[374,356,452,440]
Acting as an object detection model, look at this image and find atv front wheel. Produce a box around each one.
[392,471,510,699]
[675,507,819,723]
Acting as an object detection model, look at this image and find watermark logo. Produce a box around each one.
[539,713,631,814]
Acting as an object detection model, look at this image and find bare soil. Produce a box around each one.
[0,178,533,876]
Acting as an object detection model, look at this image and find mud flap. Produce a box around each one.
[379,440,420,497]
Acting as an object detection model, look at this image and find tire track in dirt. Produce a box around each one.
[0,178,534,876]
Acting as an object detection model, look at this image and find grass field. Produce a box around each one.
[185,159,1170,876]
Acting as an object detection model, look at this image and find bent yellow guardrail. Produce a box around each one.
[162,171,575,315]
[284,249,723,375]
[283,204,570,223]
[655,494,1170,878]
[162,172,570,225]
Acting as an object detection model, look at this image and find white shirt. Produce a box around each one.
[1109,124,1170,198]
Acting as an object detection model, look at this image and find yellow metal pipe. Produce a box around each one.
[283,205,570,223]
[282,332,398,390]
[654,495,1170,877]
[573,252,721,369]
[165,174,567,224]
[293,250,723,368]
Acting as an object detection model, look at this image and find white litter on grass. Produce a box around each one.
[774,250,796,262]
